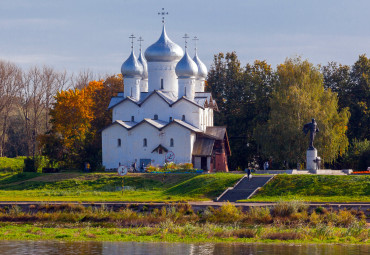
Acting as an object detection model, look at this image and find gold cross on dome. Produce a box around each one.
[129,34,136,50]
[158,8,169,24]
[183,33,190,49]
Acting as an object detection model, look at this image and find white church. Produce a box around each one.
[102,21,230,172]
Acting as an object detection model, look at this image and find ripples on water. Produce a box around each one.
[0,241,368,255]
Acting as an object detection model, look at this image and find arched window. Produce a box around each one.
[170,138,174,147]
[169,117,173,122]
[143,138,147,147]
[182,115,185,121]
[117,139,121,147]
[154,114,158,120]
[160,79,164,89]
[131,116,134,122]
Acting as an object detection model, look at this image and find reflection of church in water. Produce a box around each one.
[102,14,230,171]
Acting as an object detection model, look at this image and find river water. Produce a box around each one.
[0,241,368,255]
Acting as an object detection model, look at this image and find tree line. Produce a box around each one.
[207,53,369,170]
[0,60,104,159]
[1,53,369,171]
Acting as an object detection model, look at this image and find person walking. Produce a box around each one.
[246,167,252,180]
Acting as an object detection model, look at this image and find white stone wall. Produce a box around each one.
[123,78,140,101]
[171,100,201,128]
[194,79,205,92]
[102,122,195,169]
[113,100,140,122]
[147,62,179,94]
[178,78,195,100]
[102,124,128,169]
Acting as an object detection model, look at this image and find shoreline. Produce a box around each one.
[0,224,369,245]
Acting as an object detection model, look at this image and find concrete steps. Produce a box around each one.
[216,175,274,202]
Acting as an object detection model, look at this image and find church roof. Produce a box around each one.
[144,25,183,62]
[102,118,202,133]
[192,138,215,156]
[175,49,198,78]
[194,92,219,110]
[116,120,138,129]
[205,126,226,140]
[170,119,203,132]
[121,50,143,78]
[108,90,209,110]
[151,144,169,153]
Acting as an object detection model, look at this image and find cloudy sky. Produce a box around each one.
[1,0,369,75]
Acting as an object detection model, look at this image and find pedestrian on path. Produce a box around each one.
[245,167,252,180]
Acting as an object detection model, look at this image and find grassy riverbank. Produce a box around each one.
[244,175,370,202]
[0,172,242,202]
[0,202,368,244]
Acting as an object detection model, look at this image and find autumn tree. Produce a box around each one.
[42,75,123,169]
[256,57,349,167]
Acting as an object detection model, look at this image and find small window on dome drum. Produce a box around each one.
[143,138,147,147]
[161,79,164,89]
[169,117,172,122]
[118,139,121,147]
[170,138,174,147]
[182,115,185,121]
[154,114,158,120]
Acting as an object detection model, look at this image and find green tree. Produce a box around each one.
[207,53,274,169]
[256,57,349,167]
[348,54,370,141]
[322,55,370,141]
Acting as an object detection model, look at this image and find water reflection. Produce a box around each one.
[0,241,368,255]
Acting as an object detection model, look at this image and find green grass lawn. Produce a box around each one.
[243,175,370,202]
[0,172,243,202]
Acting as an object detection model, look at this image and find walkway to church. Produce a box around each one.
[215,175,274,202]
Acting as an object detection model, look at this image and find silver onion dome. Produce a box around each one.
[121,50,143,78]
[175,49,198,78]
[145,25,183,62]
[193,52,207,79]
[138,49,148,79]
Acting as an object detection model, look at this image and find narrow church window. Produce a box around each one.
[154,114,158,120]
[182,115,185,121]
[161,79,164,89]
[170,138,174,147]
[118,139,121,147]
[131,116,134,122]
[169,117,172,122]
[158,148,163,154]
[143,138,147,147]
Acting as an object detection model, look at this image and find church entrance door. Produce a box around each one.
[201,157,207,171]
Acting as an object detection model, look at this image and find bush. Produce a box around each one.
[23,157,37,172]
[315,206,328,215]
[272,200,308,217]
[205,202,242,224]
[337,209,357,227]
[246,207,272,224]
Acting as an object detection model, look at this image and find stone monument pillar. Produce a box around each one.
[303,118,320,172]
[306,149,317,171]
